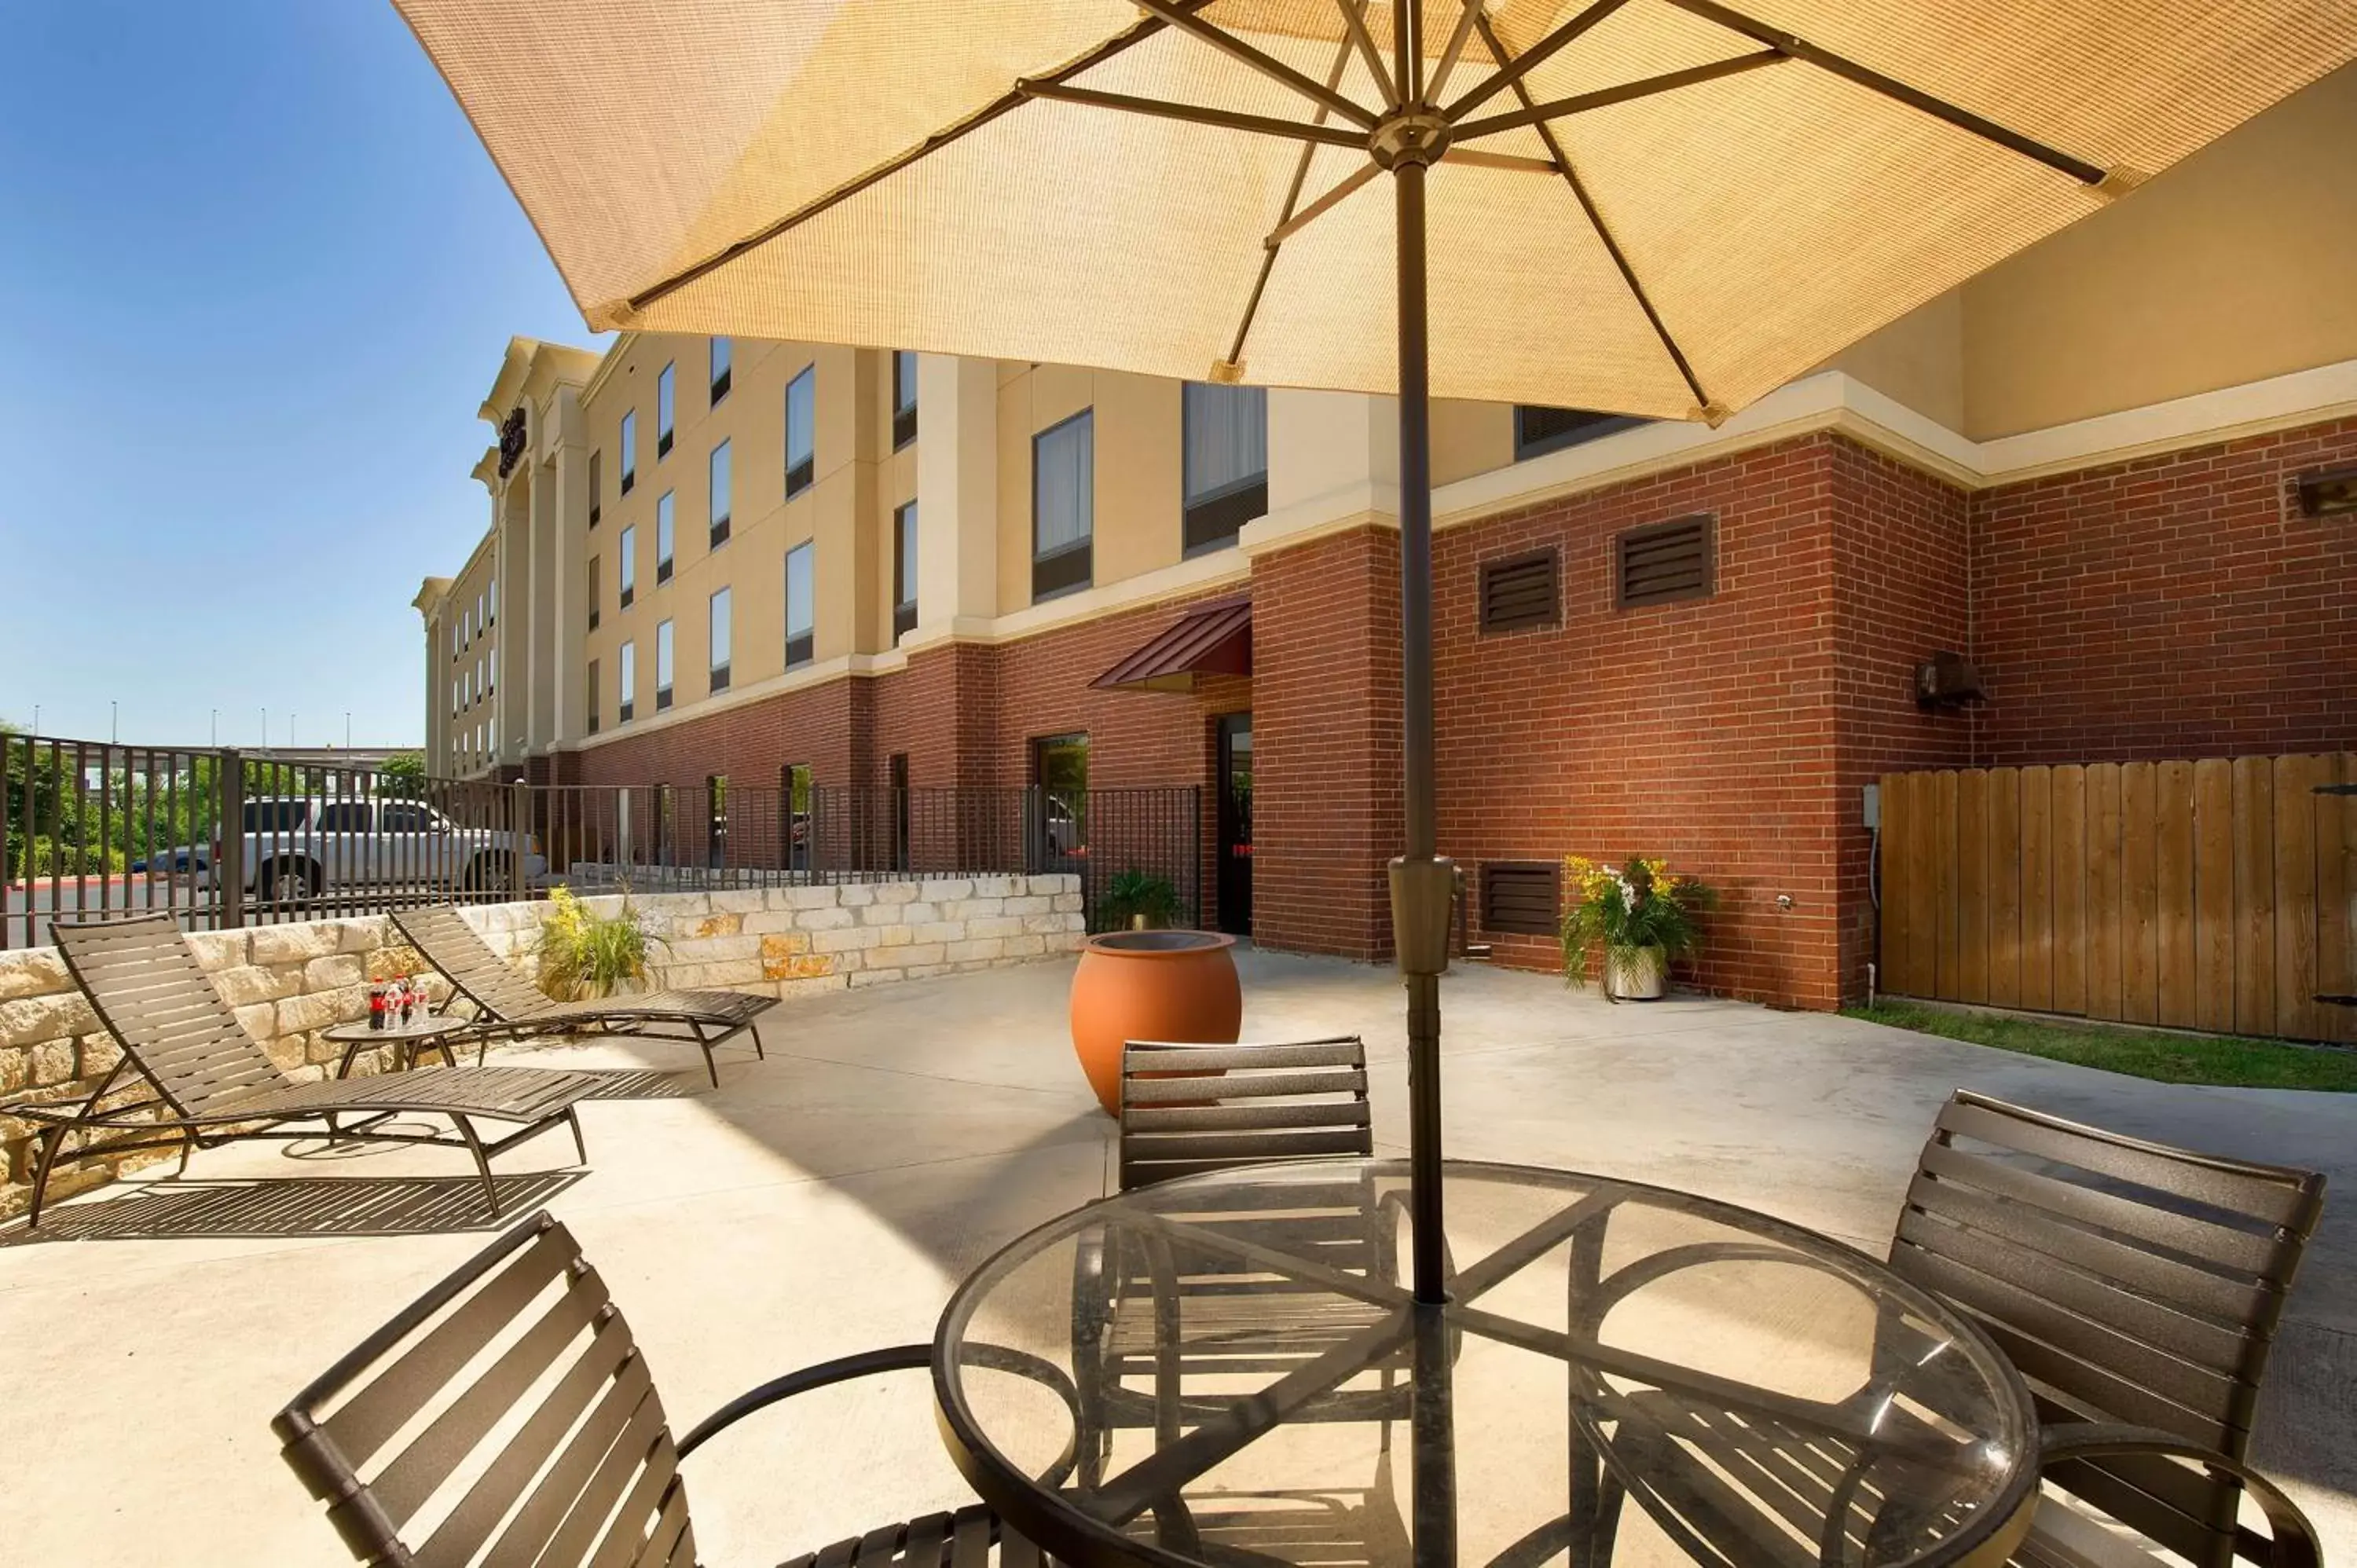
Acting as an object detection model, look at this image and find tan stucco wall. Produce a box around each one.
[992,363,1190,616]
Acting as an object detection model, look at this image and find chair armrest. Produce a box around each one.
[2039,1423,2324,1568]
[676,1341,1085,1490]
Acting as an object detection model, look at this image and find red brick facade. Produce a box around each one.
[544,416,2355,1009]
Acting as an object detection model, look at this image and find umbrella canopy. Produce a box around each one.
[400,0,2350,417]
[401,0,2357,1317]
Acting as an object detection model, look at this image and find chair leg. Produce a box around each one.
[26,1125,70,1229]
[566,1108,587,1165]
[702,1042,720,1090]
[450,1114,500,1218]
[175,1128,196,1177]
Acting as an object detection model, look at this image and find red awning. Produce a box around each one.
[1091,596,1252,693]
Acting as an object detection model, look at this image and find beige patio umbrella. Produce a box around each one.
[398,0,2355,1307]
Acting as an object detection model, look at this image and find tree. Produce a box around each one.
[377,751,428,800]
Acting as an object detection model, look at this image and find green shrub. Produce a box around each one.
[1100,868,1181,931]
[530,886,664,1000]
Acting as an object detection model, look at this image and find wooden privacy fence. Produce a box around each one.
[1879,754,2355,1044]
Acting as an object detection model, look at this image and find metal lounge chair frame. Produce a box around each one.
[392,905,775,1089]
[5,914,596,1228]
[277,1211,1078,1568]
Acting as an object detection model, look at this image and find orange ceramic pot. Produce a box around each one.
[1069,930,1242,1116]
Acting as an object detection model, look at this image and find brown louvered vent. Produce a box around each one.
[1479,548,1560,633]
[1480,862,1560,937]
[1616,515,1715,608]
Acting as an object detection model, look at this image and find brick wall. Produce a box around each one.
[1970,418,2357,765]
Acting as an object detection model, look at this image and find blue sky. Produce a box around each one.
[0,1,596,749]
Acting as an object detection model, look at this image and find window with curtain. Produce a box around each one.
[893,351,918,448]
[655,618,675,710]
[709,337,731,403]
[618,640,636,723]
[784,541,815,668]
[656,493,675,583]
[1182,383,1267,555]
[709,587,732,693]
[620,410,637,492]
[587,659,600,735]
[1032,409,1094,601]
[657,362,676,456]
[1512,406,1644,460]
[588,449,603,526]
[618,525,637,606]
[709,439,732,547]
[785,365,815,497]
[893,500,918,641]
[588,555,601,630]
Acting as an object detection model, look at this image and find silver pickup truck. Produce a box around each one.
[209,796,548,904]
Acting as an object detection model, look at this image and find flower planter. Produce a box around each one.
[1068,930,1241,1116]
[1606,944,1669,1001]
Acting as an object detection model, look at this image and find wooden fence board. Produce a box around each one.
[2233,755,2276,1038]
[2020,766,2055,1013]
[2086,763,2124,1022]
[2275,755,2322,1042]
[2323,754,2355,1046]
[1880,775,1921,996]
[1956,768,1991,1005]
[1934,769,1960,998]
[1988,768,2023,1009]
[2120,762,2160,1025]
[2051,765,2088,1016]
[1904,771,1940,1002]
[2154,760,2197,1029]
[2193,758,2236,1035]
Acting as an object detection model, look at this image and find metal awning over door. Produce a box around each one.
[1091,597,1253,693]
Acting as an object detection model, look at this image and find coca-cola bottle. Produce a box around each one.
[368,984,387,1032]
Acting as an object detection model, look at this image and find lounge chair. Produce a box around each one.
[391,905,774,1087]
[6,914,596,1228]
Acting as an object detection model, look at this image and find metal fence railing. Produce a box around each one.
[5,731,1203,947]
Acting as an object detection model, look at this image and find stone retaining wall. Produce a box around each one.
[0,875,1083,1220]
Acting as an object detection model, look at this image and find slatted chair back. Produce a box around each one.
[1118,1036,1373,1192]
[53,913,292,1119]
[276,1211,695,1568]
[396,904,555,1021]
[1890,1090,2325,1568]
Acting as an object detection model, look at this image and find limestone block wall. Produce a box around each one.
[0,874,1083,1220]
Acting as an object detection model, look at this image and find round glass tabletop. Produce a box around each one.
[935,1159,2036,1568]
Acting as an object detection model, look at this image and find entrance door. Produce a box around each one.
[1216,713,1252,935]
[1032,733,1089,877]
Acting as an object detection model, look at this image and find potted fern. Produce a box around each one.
[530,886,664,1001]
[1099,868,1181,932]
[1560,855,1714,1001]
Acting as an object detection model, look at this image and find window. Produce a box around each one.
[709,439,732,548]
[587,658,600,735]
[656,362,676,457]
[1615,514,1715,608]
[486,579,496,626]
[655,619,674,710]
[1032,410,1094,600]
[588,555,602,630]
[1479,548,1560,633]
[588,449,603,526]
[488,646,497,696]
[656,492,675,584]
[709,337,732,404]
[784,540,814,669]
[893,500,918,642]
[1481,863,1561,936]
[381,803,434,833]
[785,365,815,497]
[893,350,918,449]
[451,677,460,716]
[1182,383,1267,555]
[620,410,637,493]
[1514,405,1644,460]
[1031,732,1089,870]
[318,801,372,833]
[618,640,636,723]
[618,524,637,607]
[709,587,732,694]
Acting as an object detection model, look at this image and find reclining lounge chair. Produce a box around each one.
[5,914,597,1228]
[392,905,775,1088]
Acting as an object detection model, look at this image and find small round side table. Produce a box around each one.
[326,1016,471,1079]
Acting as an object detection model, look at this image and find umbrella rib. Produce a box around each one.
[1450,51,1788,141]
[1664,0,2108,185]
[1426,0,1489,103]
[1331,0,1398,108]
[1474,11,1714,414]
[1443,0,1631,121]
[1018,82,1365,148]
[1129,0,1381,129]
[622,1,1215,316]
[1264,161,1381,248]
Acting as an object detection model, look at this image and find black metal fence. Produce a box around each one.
[5,731,1201,947]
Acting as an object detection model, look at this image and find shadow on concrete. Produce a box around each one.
[0,1171,581,1243]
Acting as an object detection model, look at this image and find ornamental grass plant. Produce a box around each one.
[1560,855,1715,991]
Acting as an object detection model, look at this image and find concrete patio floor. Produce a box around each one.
[3,947,2352,1566]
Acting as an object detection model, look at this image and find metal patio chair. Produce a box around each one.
[277,1211,1076,1568]
[393,904,775,1088]
[1571,1090,2328,1568]
[5,914,596,1228]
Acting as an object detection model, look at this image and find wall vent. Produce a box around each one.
[1479,548,1560,633]
[1615,515,1714,608]
[1480,862,1560,937]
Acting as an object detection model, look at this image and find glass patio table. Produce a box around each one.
[934,1158,2038,1568]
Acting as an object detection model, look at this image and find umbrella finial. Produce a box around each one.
[591,298,645,332]
[1208,358,1246,384]
[1692,401,1732,428]
[2094,166,2149,201]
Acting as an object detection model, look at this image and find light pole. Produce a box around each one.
[289,712,298,748]
[262,708,269,749]
[344,712,352,749]
[211,709,218,748]
[111,700,118,745]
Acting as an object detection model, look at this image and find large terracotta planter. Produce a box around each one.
[1069,930,1241,1115]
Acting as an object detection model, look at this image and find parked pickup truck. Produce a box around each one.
[208,796,548,904]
